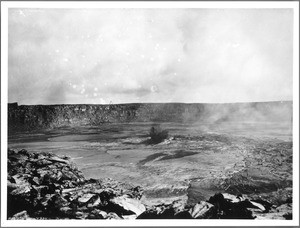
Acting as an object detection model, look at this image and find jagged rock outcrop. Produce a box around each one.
[7,149,144,219]
[7,149,293,220]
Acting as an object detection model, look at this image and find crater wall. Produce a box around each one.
[8,101,292,131]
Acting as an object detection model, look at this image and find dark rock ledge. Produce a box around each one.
[7,149,292,220]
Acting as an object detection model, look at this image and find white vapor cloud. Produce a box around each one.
[8,8,293,104]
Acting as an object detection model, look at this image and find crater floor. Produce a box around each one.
[8,121,292,206]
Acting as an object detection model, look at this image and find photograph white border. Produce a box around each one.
[1,1,299,227]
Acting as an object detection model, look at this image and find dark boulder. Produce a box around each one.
[208,193,254,219]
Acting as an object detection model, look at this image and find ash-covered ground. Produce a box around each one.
[8,121,292,215]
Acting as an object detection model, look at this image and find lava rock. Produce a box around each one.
[253,203,292,220]
[77,193,96,205]
[87,209,107,219]
[208,193,254,219]
[106,212,122,220]
[10,211,30,220]
[10,183,31,195]
[137,202,183,219]
[189,201,215,219]
[111,195,146,216]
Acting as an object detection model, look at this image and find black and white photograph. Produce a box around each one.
[1,1,299,226]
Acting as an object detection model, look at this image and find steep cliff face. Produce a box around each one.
[8,101,292,131]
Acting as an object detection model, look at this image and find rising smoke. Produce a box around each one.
[8,8,293,105]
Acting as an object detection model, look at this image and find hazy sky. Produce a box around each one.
[8,8,293,105]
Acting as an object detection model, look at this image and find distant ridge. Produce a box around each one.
[8,101,292,131]
[8,100,293,107]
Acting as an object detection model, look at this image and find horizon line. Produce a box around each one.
[8,100,293,106]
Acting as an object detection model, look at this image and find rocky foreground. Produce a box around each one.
[8,148,292,220]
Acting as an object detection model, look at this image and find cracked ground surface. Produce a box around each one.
[8,121,292,206]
